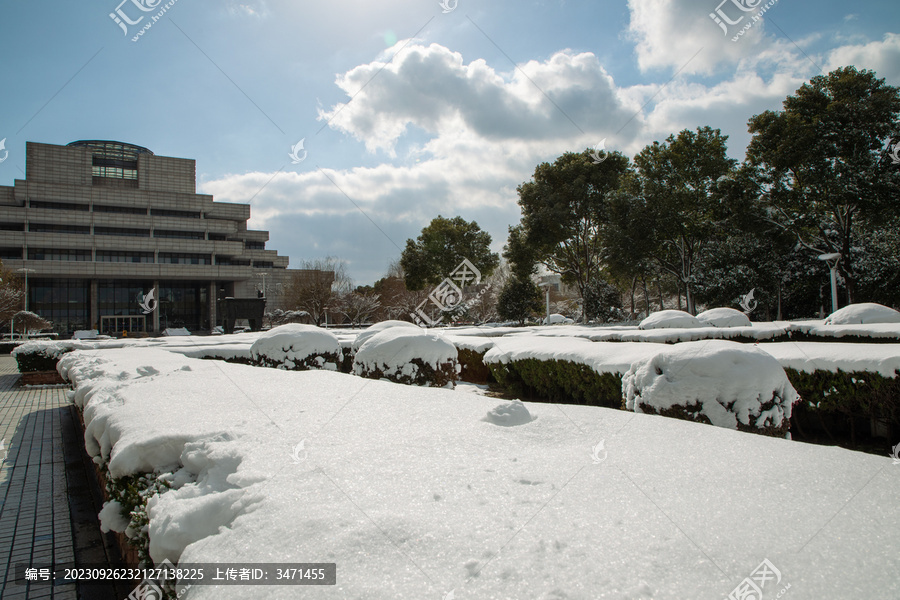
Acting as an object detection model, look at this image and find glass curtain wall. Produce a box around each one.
[27,279,89,334]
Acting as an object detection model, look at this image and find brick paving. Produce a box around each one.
[0,356,77,600]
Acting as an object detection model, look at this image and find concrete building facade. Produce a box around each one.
[0,140,312,334]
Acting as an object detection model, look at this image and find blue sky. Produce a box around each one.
[1,0,898,285]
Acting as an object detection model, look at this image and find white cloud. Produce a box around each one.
[201,29,900,283]
[626,0,785,74]
[317,42,643,155]
[825,33,900,84]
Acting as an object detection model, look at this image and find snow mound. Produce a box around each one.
[163,328,191,336]
[98,500,129,533]
[250,324,342,371]
[639,310,704,330]
[824,303,900,325]
[696,307,752,327]
[623,340,800,436]
[354,327,458,387]
[543,313,574,325]
[351,320,420,353]
[11,339,79,359]
[482,400,535,426]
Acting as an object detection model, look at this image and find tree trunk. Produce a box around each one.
[656,278,664,311]
[777,283,782,321]
[629,276,637,318]
[641,277,650,316]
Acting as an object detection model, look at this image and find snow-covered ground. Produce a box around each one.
[59,348,900,599]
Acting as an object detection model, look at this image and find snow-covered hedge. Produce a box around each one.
[543,313,574,325]
[488,358,623,408]
[353,328,458,387]
[623,340,800,436]
[639,310,704,330]
[786,367,900,441]
[250,324,342,371]
[12,340,78,372]
[350,320,419,354]
[824,303,900,325]
[696,307,752,328]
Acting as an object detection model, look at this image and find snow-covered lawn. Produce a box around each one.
[59,348,900,599]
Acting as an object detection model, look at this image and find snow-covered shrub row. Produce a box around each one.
[99,471,188,566]
[353,328,458,388]
[350,319,419,354]
[12,340,78,371]
[488,358,623,408]
[696,307,752,327]
[824,302,900,325]
[639,310,704,330]
[785,367,900,438]
[623,340,800,437]
[250,324,342,371]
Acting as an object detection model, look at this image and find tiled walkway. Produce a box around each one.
[0,357,76,600]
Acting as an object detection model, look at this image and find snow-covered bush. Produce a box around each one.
[639,310,704,330]
[12,340,76,372]
[250,324,342,371]
[785,367,900,440]
[353,328,458,387]
[487,358,623,408]
[696,307,752,328]
[543,313,574,325]
[824,302,900,325]
[623,340,800,437]
[351,320,419,354]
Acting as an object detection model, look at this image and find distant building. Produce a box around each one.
[0,141,323,334]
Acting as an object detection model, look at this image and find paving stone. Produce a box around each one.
[0,357,80,599]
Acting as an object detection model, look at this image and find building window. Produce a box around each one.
[244,241,265,250]
[27,248,92,261]
[159,252,211,265]
[29,278,89,334]
[207,233,227,241]
[151,208,201,219]
[28,223,91,235]
[96,250,154,263]
[94,226,150,237]
[0,222,24,231]
[153,229,205,240]
[29,200,90,211]
[94,204,147,215]
[215,256,250,266]
[0,247,23,260]
[93,165,138,180]
[254,261,274,268]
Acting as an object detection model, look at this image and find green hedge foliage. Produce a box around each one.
[487,358,623,409]
[15,348,71,372]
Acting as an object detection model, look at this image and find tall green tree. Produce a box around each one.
[400,216,499,291]
[745,66,900,302]
[497,277,542,325]
[627,126,737,313]
[514,149,630,319]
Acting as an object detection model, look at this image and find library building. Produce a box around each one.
[0,140,314,335]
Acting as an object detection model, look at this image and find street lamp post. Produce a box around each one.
[17,268,34,312]
[817,253,841,315]
[255,272,269,298]
[538,282,551,324]
[16,268,35,339]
